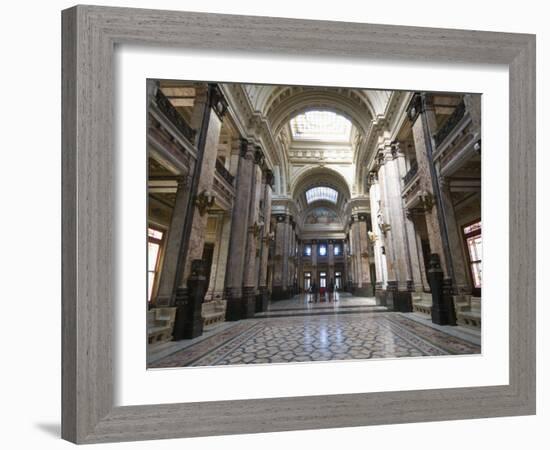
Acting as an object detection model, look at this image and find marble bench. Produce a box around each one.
[202,299,227,327]
[147,307,177,344]
[455,296,481,328]
[412,292,432,315]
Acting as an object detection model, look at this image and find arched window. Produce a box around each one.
[290,110,352,142]
[305,186,338,204]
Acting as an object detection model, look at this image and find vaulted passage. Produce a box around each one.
[146,81,482,368]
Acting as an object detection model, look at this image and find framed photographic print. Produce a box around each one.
[62,5,536,444]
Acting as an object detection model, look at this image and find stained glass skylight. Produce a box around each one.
[290,111,352,142]
[305,186,338,204]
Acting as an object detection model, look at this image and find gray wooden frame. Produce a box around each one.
[62,5,536,444]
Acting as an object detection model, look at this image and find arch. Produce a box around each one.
[291,165,352,201]
[267,89,374,136]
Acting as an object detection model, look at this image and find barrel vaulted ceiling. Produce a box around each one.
[243,85,392,230]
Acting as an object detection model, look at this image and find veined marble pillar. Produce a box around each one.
[352,214,373,296]
[343,239,350,291]
[348,225,358,290]
[375,149,399,308]
[310,241,317,286]
[439,178,471,293]
[272,214,292,300]
[242,147,265,318]
[368,173,388,298]
[225,139,255,320]
[257,170,274,311]
[328,241,334,285]
[209,213,232,301]
[154,176,192,306]
[181,86,227,283]
[408,94,450,278]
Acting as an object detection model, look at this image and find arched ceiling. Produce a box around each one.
[242,84,392,218]
[244,85,391,124]
[291,166,351,227]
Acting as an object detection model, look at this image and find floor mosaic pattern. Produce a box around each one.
[149,305,481,368]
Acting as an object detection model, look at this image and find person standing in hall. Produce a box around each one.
[329,279,335,302]
[309,280,318,303]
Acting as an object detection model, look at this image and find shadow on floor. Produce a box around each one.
[35,422,60,438]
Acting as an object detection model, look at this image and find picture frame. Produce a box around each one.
[61,4,536,444]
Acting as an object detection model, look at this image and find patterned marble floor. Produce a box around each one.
[149,294,480,368]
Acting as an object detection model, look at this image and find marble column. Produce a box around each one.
[375,149,399,308]
[181,86,227,283]
[408,94,450,277]
[154,176,192,307]
[311,241,318,284]
[225,139,255,320]
[439,178,471,293]
[242,147,264,318]
[349,223,360,293]
[328,241,335,286]
[210,213,232,301]
[257,170,274,310]
[272,214,291,300]
[352,215,373,296]
[368,172,388,298]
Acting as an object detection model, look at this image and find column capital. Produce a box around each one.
[264,169,275,187]
[208,83,228,120]
[390,140,405,159]
[238,138,255,160]
[254,146,265,166]
[367,170,378,186]
[376,148,386,166]
[407,92,434,123]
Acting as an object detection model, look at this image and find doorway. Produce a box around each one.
[304,271,312,292]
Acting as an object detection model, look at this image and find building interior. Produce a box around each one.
[146,80,482,367]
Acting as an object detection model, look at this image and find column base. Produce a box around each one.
[256,287,270,312]
[172,288,203,340]
[375,289,388,307]
[271,286,290,301]
[225,288,256,321]
[353,286,374,297]
[392,291,413,312]
[378,281,412,312]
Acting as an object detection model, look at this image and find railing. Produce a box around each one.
[215,159,235,185]
[402,160,419,186]
[155,89,197,144]
[433,100,466,147]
